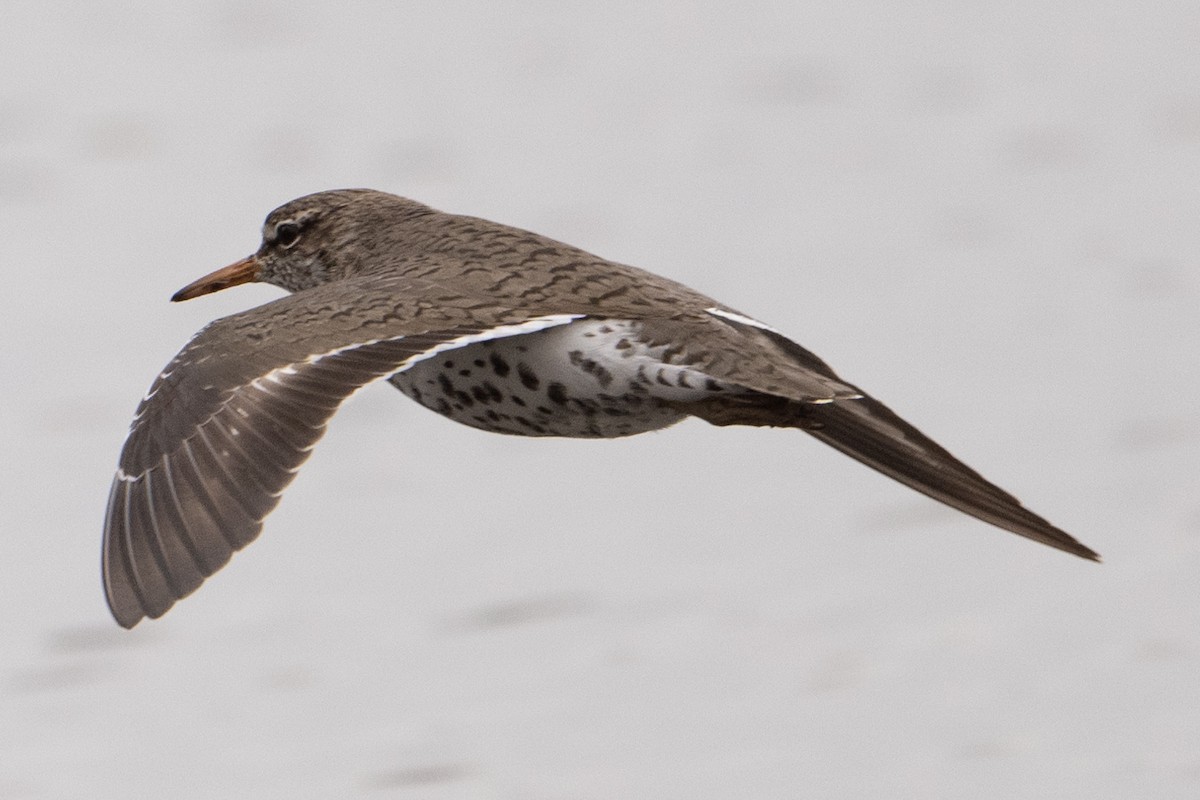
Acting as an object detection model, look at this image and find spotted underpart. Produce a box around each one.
[389,318,736,437]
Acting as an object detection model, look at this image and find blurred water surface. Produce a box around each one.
[1,3,1198,798]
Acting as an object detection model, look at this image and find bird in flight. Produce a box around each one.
[103,189,1098,628]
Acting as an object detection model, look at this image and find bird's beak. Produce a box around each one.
[171,256,262,302]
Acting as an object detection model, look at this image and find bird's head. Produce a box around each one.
[171,189,435,301]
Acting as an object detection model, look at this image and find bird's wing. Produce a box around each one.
[652,312,1098,561]
[632,311,863,402]
[104,273,583,628]
[801,392,1099,560]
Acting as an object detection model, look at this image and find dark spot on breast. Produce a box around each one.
[488,352,511,377]
[547,382,568,405]
[437,374,455,397]
[515,416,547,434]
[510,395,527,407]
[458,369,472,378]
[572,398,598,416]
[473,359,486,368]
[517,362,540,390]
[568,354,614,388]
[481,381,503,402]
[615,338,632,350]
[471,385,491,403]
[443,360,455,369]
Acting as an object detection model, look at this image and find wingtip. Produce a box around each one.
[103,584,148,629]
[103,579,149,629]
[113,611,143,630]
[1051,536,1101,563]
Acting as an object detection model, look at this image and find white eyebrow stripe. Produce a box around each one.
[704,307,783,334]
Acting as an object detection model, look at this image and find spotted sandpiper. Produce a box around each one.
[103,189,1098,628]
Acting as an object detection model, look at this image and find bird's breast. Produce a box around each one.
[388,318,735,437]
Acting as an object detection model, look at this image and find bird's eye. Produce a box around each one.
[274,221,301,248]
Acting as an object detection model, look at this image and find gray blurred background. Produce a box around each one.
[2,2,1199,797]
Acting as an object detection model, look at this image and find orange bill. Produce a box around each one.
[171,256,261,302]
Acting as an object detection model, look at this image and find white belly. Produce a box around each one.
[389,318,733,438]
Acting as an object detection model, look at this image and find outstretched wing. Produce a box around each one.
[104,273,582,628]
[660,312,1099,561]
[804,393,1099,560]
